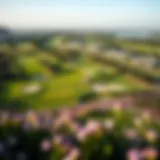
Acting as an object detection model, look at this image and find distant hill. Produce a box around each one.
[0,26,14,43]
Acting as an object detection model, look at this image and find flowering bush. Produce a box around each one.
[0,102,160,160]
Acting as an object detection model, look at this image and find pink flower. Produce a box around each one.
[76,120,102,141]
[52,135,64,145]
[85,120,101,133]
[76,128,88,142]
[26,110,39,128]
[41,139,51,152]
[124,128,138,140]
[126,149,141,160]
[112,101,123,113]
[54,112,72,129]
[145,130,157,142]
[141,147,158,160]
[63,148,80,160]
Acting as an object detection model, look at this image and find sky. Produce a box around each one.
[0,0,159,31]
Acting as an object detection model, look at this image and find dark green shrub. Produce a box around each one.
[92,70,119,82]
[79,91,97,102]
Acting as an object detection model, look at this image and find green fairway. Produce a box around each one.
[0,37,155,111]
[6,69,90,109]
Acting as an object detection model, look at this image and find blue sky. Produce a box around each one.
[0,0,159,30]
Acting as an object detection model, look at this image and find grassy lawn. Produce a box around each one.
[3,54,151,110]
[32,70,90,108]
[6,69,90,110]
[111,74,151,91]
[1,43,153,111]
[17,56,51,76]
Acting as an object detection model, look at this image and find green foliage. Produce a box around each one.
[79,90,97,102]
[92,69,119,82]
[48,60,64,73]
[0,105,160,160]
[0,34,156,111]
